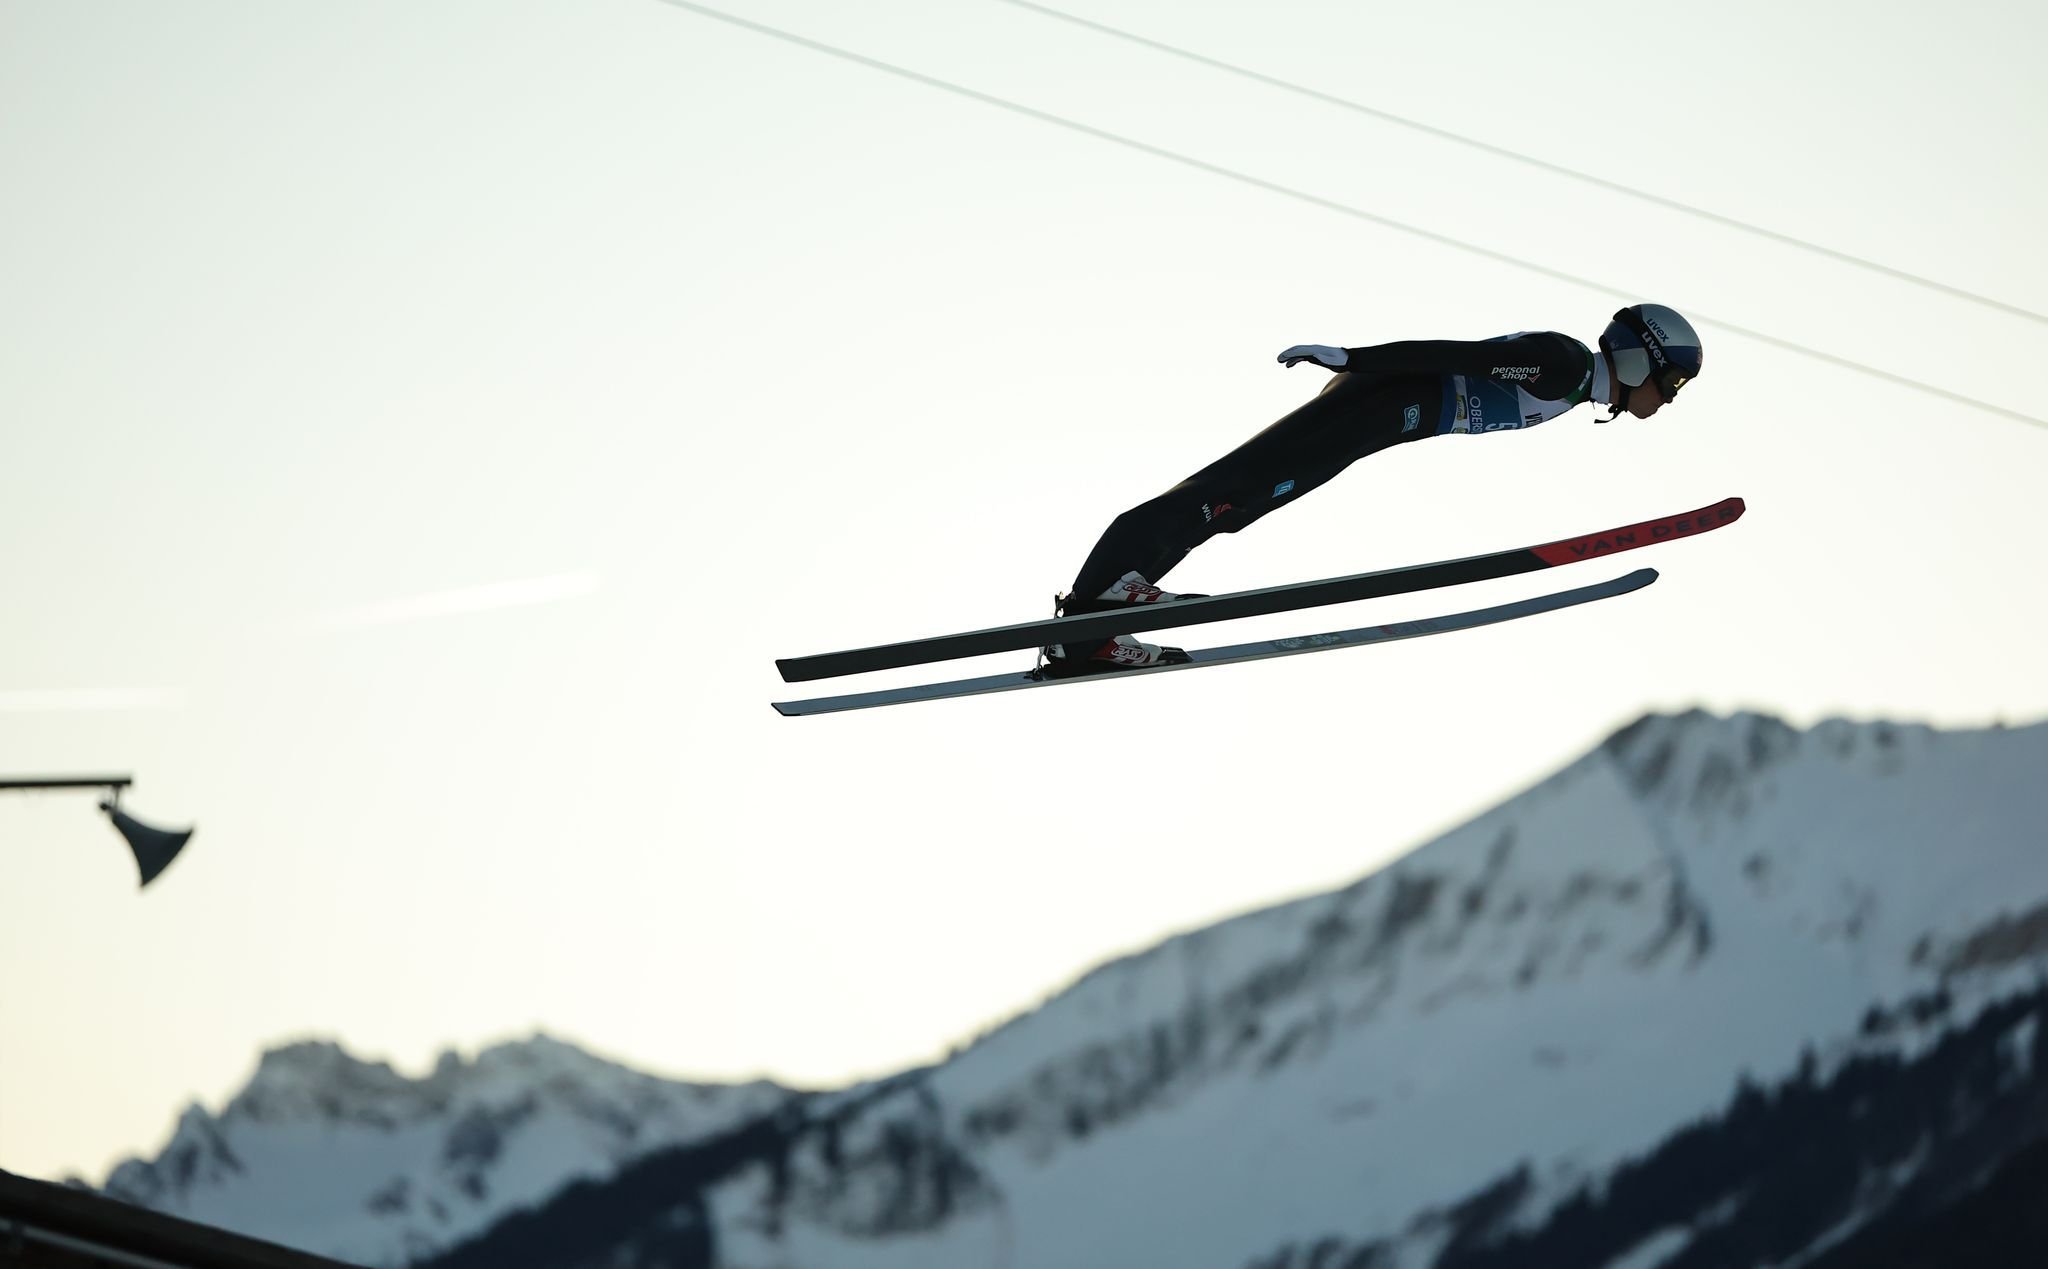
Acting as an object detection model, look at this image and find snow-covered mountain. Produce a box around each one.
[425,710,2048,1269]
[102,710,2048,1268]
[99,1034,790,1266]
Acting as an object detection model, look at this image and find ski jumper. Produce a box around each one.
[1064,332,1603,607]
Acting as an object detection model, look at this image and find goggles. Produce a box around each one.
[1613,307,1698,398]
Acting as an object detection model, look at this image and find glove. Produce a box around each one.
[1277,344,1348,371]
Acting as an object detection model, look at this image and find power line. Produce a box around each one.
[999,0,2048,330]
[651,0,2047,432]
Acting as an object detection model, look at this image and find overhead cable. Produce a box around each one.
[652,0,2046,431]
[999,0,2048,329]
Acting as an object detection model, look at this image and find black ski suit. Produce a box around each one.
[1063,332,1599,609]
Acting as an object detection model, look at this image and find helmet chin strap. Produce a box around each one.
[1596,347,1625,423]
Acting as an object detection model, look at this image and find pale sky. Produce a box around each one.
[3,0,2045,1184]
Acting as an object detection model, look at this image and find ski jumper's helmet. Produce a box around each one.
[1602,304,1702,397]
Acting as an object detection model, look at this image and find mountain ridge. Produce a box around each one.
[100,1031,792,1266]
[94,709,2048,1268]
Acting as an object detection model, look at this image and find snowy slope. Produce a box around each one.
[101,711,2048,1269]
[549,709,2048,1269]
[100,1034,789,1266]
[861,712,2048,1269]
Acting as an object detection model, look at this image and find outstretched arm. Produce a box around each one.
[1278,332,1588,401]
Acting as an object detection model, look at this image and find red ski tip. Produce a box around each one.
[1529,497,1744,568]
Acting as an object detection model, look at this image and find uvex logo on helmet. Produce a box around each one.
[1602,303,1701,397]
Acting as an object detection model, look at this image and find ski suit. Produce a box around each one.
[1064,332,1604,607]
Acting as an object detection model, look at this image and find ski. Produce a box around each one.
[776,497,1741,683]
[772,567,1657,716]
